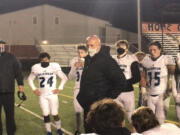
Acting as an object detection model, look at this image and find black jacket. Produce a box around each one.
[0,52,24,93]
[126,61,141,92]
[77,45,126,109]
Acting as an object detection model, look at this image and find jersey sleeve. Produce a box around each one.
[53,63,62,74]
[27,65,37,91]
[141,55,148,68]
[68,58,77,80]
[53,63,68,90]
[165,55,175,66]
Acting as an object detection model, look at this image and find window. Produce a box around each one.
[54,16,59,24]
[33,16,38,24]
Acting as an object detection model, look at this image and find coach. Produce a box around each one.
[77,35,126,133]
[0,40,24,135]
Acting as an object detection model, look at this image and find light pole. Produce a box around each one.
[137,0,142,51]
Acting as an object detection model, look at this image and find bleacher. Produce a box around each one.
[37,45,77,67]
[37,44,118,67]
[143,32,180,58]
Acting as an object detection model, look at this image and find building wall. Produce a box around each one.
[43,5,111,44]
[0,4,137,45]
[0,6,43,45]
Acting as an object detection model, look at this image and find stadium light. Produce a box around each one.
[41,40,48,45]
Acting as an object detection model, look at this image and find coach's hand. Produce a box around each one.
[18,85,24,93]
[34,89,40,96]
[53,89,60,94]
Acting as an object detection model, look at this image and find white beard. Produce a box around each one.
[88,48,97,57]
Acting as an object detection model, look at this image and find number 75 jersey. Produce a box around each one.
[142,55,175,95]
[28,62,63,96]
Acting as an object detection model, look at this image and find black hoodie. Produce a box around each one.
[0,52,23,93]
[77,45,126,109]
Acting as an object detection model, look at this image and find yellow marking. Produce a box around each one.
[59,93,73,99]
[165,120,180,126]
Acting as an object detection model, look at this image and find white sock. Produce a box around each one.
[55,120,61,129]
[45,122,51,132]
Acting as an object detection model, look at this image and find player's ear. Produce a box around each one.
[122,120,125,127]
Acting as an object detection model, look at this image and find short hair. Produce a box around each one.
[134,51,146,62]
[0,40,6,44]
[131,106,160,133]
[115,40,129,48]
[39,52,51,60]
[86,35,101,43]
[77,45,88,52]
[149,41,161,49]
[86,98,125,134]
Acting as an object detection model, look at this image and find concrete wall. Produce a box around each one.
[0,4,137,45]
[0,6,43,45]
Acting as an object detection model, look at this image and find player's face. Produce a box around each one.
[118,44,128,51]
[136,53,145,62]
[78,49,88,58]
[149,45,161,58]
[40,57,50,63]
[117,44,128,57]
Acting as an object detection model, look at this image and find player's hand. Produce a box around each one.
[53,89,61,94]
[34,89,40,96]
[18,85,24,93]
[140,78,147,87]
[163,88,171,100]
[141,87,148,101]
[74,61,83,68]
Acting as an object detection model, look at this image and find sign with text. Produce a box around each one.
[142,23,180,33]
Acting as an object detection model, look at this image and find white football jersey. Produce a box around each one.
[68,57,83,89]
[142,55,175,95]
[28,62,67,96]
[142,123,180,135]
[112,54,138,79]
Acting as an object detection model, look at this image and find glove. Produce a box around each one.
[17,91,27,101]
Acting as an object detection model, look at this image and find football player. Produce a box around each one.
[68,45,88,135]
[28,52,68,135]
[172,51,180,125]
[113,40,141,122]
[134,51,147,107]
[141,41,175,124]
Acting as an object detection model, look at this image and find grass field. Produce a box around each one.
[1,79,179,135]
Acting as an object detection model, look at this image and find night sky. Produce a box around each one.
[0,0,180,32]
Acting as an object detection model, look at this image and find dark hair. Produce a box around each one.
[149,41,161,49]
[77,45,88,52]
[39,52,51,60]
[0,40,6,44]
[86,98,125,134]
[131,106,160,133]
[134,51,146,62]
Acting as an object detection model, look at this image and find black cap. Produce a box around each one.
[0,40,6,44]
